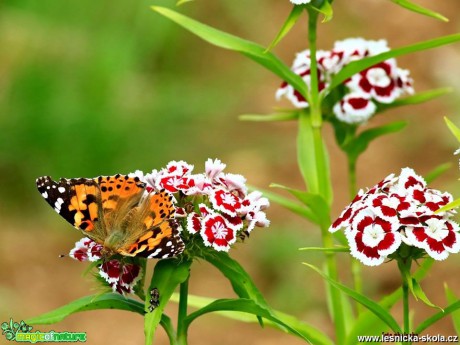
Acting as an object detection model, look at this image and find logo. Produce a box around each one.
[1,319,86,343]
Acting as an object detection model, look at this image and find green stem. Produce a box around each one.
[306,7,345,343]
[399,259,412,345]
[177,276,190,345]
[347,156,363,315]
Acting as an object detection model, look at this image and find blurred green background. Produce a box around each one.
[1,0,460,344]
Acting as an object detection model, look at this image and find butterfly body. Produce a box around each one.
[36,174,184,259]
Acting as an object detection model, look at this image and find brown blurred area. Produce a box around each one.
[1,0,460,344]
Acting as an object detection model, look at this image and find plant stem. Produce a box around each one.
[399,259,412,345]
[307,8,345,343]
[177,276,190,345]
[347,156,363,315]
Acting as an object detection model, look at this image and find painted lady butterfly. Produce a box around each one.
[36,174,185,259]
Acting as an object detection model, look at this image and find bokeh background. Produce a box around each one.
[1,0,460,344]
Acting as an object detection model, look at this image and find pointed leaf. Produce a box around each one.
[390,0,448,22]
[297,113,333,203]
[171,293,334,345]
[304,262,402,333]
[412,278,441,310]
[26,293,144,325]
[144,259,192,345]
[310,0,333,22]
[250,185,318,223]
[425,163,451,184]
[444,284,460,335]
[151,6,308,100]
[343,121,407,161]
[266,6,304,52]
[271,183,330,228]
[377,88,452,113]
[435,198,460,214]
[445,117,460,143]
[329,34,460,90]
[239,112,299,122]
[199,251,268,308]
[176,0,193,5]
[184,299,312,342]
[416,300,460,333]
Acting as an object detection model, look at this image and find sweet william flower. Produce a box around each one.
[330,168,459,266]
[277,38,414,124]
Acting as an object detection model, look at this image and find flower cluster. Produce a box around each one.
[68,159,270,295]
[330,168,459,266]
[143,159,270,252]
[277,38,414,124]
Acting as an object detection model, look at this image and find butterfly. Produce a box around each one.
[36,174,185,259]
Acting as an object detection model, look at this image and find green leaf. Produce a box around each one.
[199,251,268,308]
[310,0,333,22]
[444,284,460,335]
[297,113,333,204]
[299,246,349,253]
[343,121,407,162]
[304,263,402,333]
[445,117,460,143]
[250,185,318,223]
[416,300,460,333]
[390,0,448,22]
[266,6,304,52]
[435,198,460,214]
[346,289,402,345]
[159,314,177,345]
[377,88,452,114]
[184,298,313,343]
[239,112,299,122]
[412,278,441,310]
[271,183,330,228]
[329,34,460,90]
[151,6,308,100]
[171,293,334,345]
[144,259,192,345]
[176,0,193,5]
[425,163,451,184]
[26,293,144,325]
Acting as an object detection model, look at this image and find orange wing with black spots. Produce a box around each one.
[36,176,101,232]
[120,191,185,259]
[36,175,146,232]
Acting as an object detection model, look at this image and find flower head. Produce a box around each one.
[277,38,414,124]
[330,168,458,266]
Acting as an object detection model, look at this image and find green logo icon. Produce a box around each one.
[1,319,86,343]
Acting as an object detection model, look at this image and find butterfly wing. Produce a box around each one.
[36,176,101,232]
[36,175,146,233]
[120,190,185,259]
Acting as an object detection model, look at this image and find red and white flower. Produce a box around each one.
[404,218,460,261]
[201,213,237,251]
[277,38,413,124]
[69,238,103,262]
[99,260,143,295]
[333,92,376,124]
[210,189,243,217]
[330,168,459,266]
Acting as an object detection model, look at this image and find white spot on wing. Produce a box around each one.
[42,191,48,198]
[58,187,66,193]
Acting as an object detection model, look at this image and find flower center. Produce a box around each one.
[212,221,228,239]
[367,68,391,87]
[362,224,385,247]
